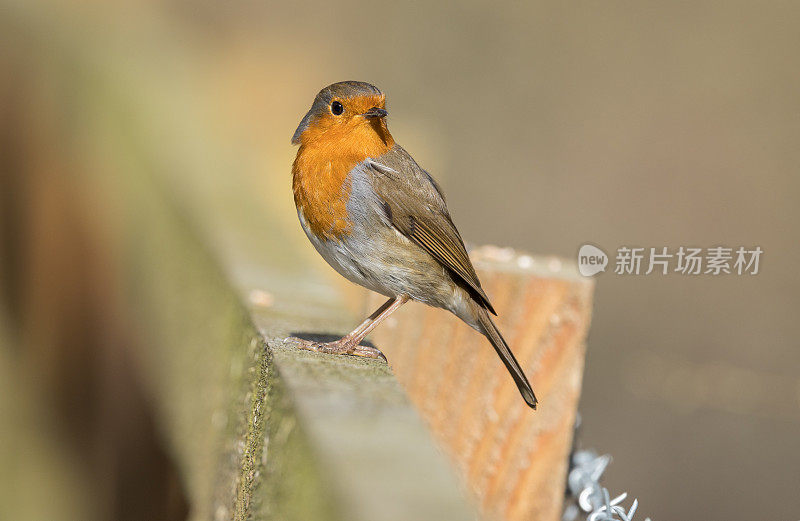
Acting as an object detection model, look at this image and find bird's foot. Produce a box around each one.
[286,337,387,362]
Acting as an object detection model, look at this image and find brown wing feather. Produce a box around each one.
[407,218,496,314]
[368,151,496,315]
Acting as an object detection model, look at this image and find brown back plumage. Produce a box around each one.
[368,146,496,314]
[369,145,536,408]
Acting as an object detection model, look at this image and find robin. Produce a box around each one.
[289,81,537,409]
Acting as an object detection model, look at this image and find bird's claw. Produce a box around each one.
[349,344,387,362]
[287,337,387,362]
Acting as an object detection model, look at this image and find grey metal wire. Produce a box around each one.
[562,444,652,521]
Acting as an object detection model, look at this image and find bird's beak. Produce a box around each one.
[361,107,388,119]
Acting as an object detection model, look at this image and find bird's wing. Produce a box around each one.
[367,147,496,315]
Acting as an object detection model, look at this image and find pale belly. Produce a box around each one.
[297,208,470,317]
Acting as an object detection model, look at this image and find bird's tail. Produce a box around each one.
[474,304,538,409]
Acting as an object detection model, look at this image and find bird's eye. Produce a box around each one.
[331,101,344,115]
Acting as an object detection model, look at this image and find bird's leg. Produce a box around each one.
[338,296,397,343]
[289,295,409,360]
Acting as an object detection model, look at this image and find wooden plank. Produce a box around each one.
[5,3,594,520]
[366,246,594,521]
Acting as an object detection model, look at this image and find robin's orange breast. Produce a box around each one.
[292,119,394,241]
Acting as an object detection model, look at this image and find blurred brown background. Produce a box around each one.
[2,1,798,520]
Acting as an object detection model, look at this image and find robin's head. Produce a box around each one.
[292,81,393,148]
